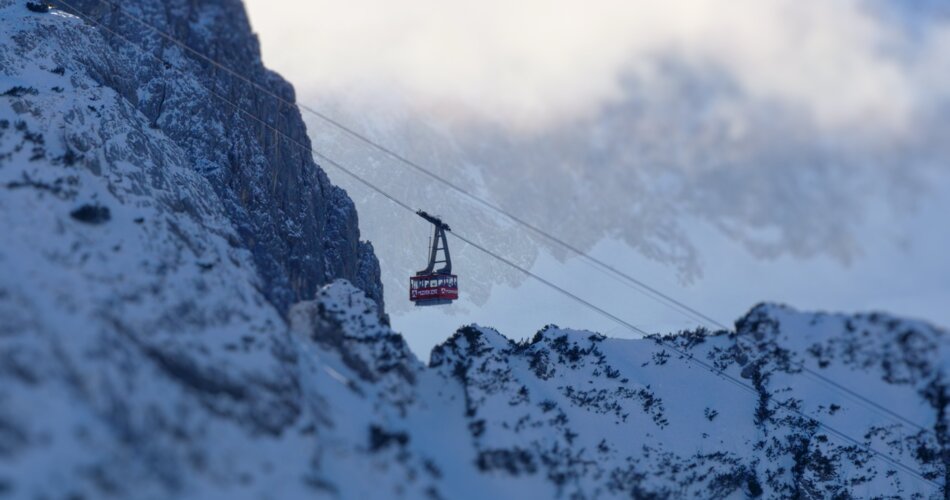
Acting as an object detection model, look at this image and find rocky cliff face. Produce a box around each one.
[46,0,383,311]
[0,0,383,495]
[1,1,948,499]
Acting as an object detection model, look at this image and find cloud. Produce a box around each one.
[244,0,950,315]
[245,0,947,132]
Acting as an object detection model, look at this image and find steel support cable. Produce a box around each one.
[87,0,939,443]
[70,0,724,332]
[57,1,945,491]
[67,0,933,442]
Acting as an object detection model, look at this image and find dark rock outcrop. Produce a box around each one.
[54,0,383,312]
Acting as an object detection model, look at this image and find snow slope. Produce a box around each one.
[294,283,950,499]
[0,1,947,499]
[427,308,949,498]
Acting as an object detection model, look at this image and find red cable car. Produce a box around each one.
[410,211,458,306]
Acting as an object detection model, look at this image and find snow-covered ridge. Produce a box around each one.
[426,306,948,498]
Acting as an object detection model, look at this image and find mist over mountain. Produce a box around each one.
[289,0,950,316]
[1,0,947,498]
[309,72,949,316]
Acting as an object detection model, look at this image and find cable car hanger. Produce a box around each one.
[410,210,458,306]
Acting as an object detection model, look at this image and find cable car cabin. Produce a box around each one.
[410,210,459,306]
[410,274,458,305]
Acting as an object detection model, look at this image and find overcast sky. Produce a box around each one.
[244,0,950,357]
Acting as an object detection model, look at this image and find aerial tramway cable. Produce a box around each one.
[75,0,723,331]
[101,0,932,444]
[56,1,945,491]
[69,0,933,440]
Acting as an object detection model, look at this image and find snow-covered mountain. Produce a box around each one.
[1,1,947,498]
